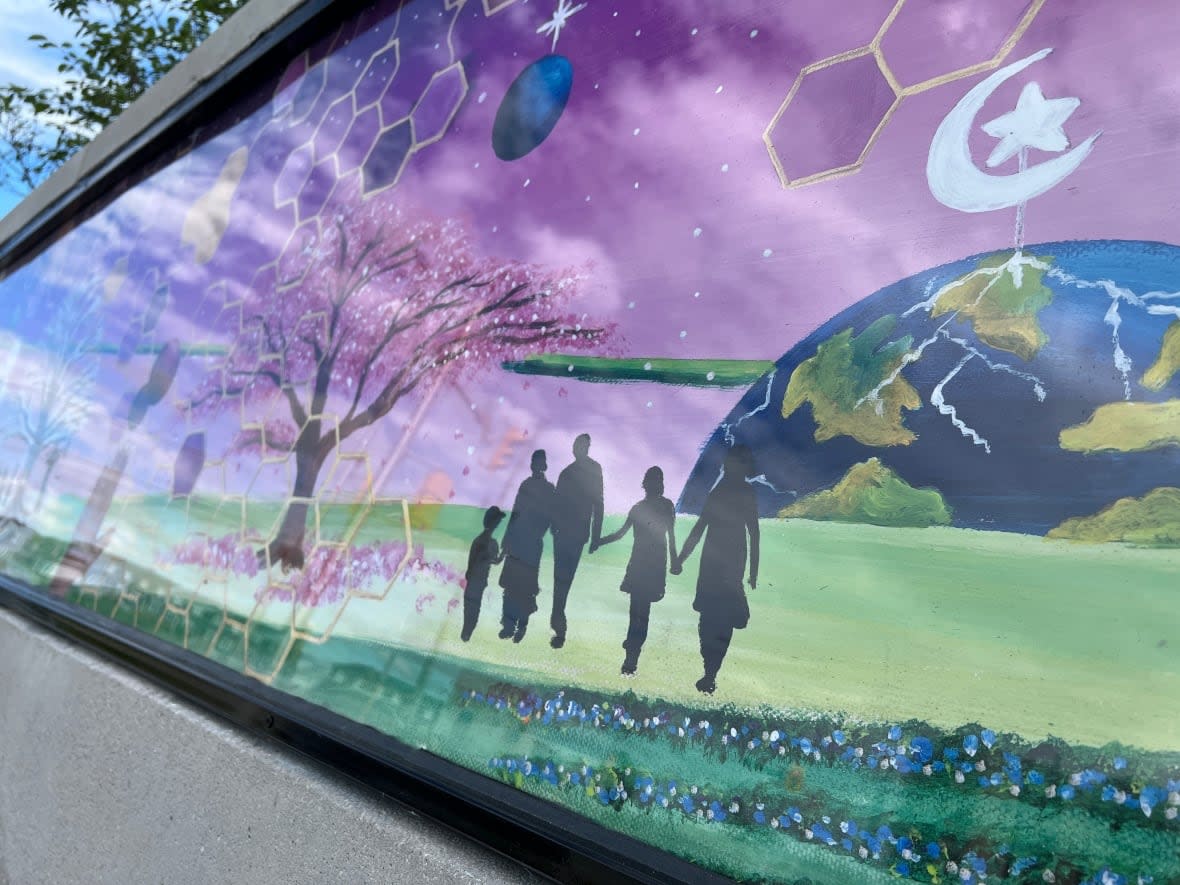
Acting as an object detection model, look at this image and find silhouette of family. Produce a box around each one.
[461,436,761,695]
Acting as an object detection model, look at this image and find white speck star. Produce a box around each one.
[537,0,587,52]
[981,82,1081,168]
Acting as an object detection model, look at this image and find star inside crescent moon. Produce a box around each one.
[927,48,1101,214]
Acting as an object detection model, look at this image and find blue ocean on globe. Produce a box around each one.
[682,240,1180,534]
[492,54,573,161]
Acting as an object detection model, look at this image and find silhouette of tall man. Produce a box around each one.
[549,433,603,648]
[499,449,556,643]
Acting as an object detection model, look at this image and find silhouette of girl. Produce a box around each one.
[597,466,678,676]
[674,445,760,694]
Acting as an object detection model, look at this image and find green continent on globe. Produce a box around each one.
[1141,319,1180,391]
[1047,487,1180,545]
[1059,400,1180,452]
[930,252,1054,361]
[782,315,920,446]
[779,457,952,527]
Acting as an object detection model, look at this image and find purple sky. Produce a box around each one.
[6,0,1180,516]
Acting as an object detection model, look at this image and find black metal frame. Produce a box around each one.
[0,1,734,880]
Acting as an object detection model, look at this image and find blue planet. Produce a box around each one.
[681,240,1180,534]
[492,55,573,161]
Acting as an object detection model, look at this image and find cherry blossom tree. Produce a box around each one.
[188,190,613,570]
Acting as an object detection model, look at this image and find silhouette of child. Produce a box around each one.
[596,466,679,676]
[461,506,506,642]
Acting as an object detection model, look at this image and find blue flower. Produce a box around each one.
[981,728,996,748]
[1102,785,1117,802]
[1114,756,1127,770]
[911,736,934,763]
[898,836,913,851]
[888,725,903,741]
[1027,770,1045,786]
[1060,784,1076,800]
[841,838,853,852]
[799,738,813,754]
[1011,857,1038,875]
[753,811,766,825]
[897,861,911,876]
[833,729,847,745]
[943,747,960,762]
[963,734,980,755]
[927,842,941,860]
[1140,785,1168,816]
[680,796,694,813]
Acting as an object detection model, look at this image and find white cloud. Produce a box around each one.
[0,0,72,90]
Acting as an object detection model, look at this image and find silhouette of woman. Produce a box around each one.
[596,466,678,676]
[674,445,760,694]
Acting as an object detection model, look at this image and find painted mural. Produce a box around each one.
[1,0,1179,881]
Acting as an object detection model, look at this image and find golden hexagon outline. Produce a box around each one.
[409,61,469,151]
[295,153,341,225]
[763,48,901,189]
[360,116,416,199]
[354,39,401,113]
[763,0,1048,190]
[312,93,358,164]
[273,142,316,209]
[881,0,1049,96]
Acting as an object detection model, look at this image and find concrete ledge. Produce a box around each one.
[0,608,540,885]
[0,0,306,247]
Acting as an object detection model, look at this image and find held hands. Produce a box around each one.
[748,575,757,590]
[669,553,683,576]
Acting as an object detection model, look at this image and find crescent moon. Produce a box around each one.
[927,48,1100,213]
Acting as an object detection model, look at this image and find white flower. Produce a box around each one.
[975,760,987,772]
[947,862,959,874]
[954,771,966,784]
[1045,784,1057,798]
[1009,785,1021,797]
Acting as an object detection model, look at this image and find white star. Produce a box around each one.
[981,82,1081,168]
[537,0,587,52]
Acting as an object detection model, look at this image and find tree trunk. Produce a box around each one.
[11,442,40,516]
[35,449,60,513]
[260,424,323,571]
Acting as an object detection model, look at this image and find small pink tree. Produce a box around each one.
[188,189,612,570]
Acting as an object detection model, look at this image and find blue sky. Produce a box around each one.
[0,0,73,219]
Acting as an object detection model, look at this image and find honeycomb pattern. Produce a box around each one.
[763,0,1048,188]
[266,0,469,213]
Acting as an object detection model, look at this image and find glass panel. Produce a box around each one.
[2,1,1179,881]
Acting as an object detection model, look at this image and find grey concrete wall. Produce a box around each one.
[0,608,541,885]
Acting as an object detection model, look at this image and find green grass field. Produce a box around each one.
[11,495,1178,884]
[73,496,1180,750]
